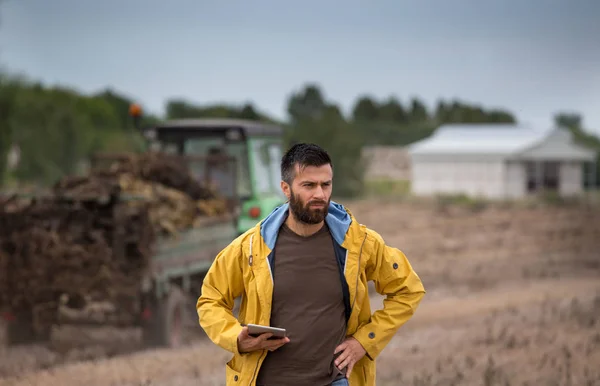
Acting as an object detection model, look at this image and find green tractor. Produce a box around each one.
[136,117,287,235]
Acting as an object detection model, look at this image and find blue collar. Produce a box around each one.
[259,200,352,249]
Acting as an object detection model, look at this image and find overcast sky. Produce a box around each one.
[2,0,599,134]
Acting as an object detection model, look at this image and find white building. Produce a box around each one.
[362,146,411,181]
[408,124,597,199]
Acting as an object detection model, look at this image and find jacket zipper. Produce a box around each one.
[246,233,263,386]
[248,350,266,385]
[351,233,368,312]
[248,235,254,266]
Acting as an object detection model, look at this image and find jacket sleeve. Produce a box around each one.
[196,237,246,355]
[352,230,425,360]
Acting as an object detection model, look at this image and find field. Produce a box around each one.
[1,196,599,386]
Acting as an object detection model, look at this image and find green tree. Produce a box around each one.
[286,84,365,197]
[352,96,379,122]
[0,77,149,186]
[239,103,260,120]
[487,110,516,123]
[378,97,407,124]
[0,75,18,186]
[554,112,600,188]
[287,84,328,123]
[94,88,137,130]
[8,85,95,183]
[434,100,449,123]
[409,97,429,123]
[555,113,583,131]
[438,100,516,124]
[448,100,475,123]
[166,99,275,123]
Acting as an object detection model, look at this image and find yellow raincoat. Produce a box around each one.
[197,201,425,386]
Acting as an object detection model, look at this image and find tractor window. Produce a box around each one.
[250,138,285,196]
[184,138,252,199]
[226,141,252,198]
[250,139,273,195]
[267,144,285,199]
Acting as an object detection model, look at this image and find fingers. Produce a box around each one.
[263,337,289,351]
[334,341,347,354]
[346,362,354,377]
[239,326,249,339]
[268,343,284,352]
[263,338,290,350]
[256,333,274,342]
[338,356,353,372]
[334,349,350,370]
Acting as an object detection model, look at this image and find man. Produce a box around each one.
[197,143,425,386]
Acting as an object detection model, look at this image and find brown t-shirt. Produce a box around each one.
[256,222,347,386]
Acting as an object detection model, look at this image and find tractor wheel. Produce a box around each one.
[4,311,50,346]
[142,286,186,349]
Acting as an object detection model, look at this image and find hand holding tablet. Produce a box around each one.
[237,324,289,353]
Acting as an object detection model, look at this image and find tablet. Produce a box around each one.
[246,324,287,339]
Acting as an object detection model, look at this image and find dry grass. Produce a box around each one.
[0,343,230,386]
[1,199,599,386]
[375,290,600,386]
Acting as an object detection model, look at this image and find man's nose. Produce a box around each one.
[313,186,326,199]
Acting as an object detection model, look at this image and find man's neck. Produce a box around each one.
[285,211,324,237]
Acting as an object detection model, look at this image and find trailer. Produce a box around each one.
[2,117,286,349]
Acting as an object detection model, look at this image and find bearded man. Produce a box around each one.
[197,143,425,386]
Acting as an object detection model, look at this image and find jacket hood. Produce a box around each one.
[260,200,352,250]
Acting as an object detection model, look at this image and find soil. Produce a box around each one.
[1,197,599,386]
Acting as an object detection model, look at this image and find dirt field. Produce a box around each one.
[1,197,599,386]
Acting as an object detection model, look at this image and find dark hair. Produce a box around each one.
[281,143,332,184]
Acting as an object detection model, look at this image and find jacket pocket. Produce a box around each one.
[226,357,242,384]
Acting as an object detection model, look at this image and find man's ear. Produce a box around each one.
[280,180,291,201]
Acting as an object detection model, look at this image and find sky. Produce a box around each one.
[1,0,600,134]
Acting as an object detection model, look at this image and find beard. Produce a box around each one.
[289,190,329,225]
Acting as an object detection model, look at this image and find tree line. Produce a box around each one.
[0,74,598,196]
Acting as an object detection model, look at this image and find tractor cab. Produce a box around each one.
[140,118,286,234]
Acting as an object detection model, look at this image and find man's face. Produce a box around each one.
[282,163,333,225]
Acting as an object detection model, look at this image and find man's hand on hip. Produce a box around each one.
[237,326,290,353]
[334,337,367,376]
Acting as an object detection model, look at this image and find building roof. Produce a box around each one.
[408,124,550,155]
[151,118,283,136]
[408,123,597,161]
